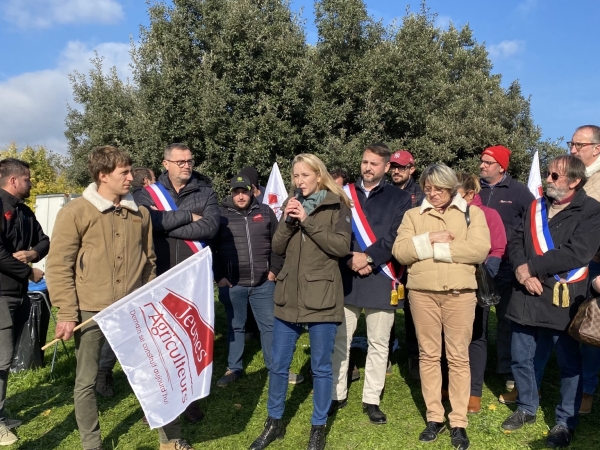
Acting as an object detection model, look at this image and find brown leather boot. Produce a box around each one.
[467,396,481,414]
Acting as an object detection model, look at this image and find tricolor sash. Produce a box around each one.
[530,197,587,307]
[145,182,205,254]
[343,183,404,286]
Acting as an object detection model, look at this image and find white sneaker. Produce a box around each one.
[0,422,18,446]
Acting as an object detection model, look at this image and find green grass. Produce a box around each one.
[4,303,600,449]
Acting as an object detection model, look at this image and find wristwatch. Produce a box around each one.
[365,254,374,265]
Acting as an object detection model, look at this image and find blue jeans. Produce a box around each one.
[267,318,337,425]
[219,280,275,373]
[581,260,600,394]
[511,322,582,429]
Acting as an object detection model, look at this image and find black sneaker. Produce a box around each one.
[217,370,241,387]
[419,421,446,442]
[546,425,573,448]
[307,425,326,450]
[96,369,114,397]
[249,417,285,450]
[327,398,348,417]
[450,427,470,450]
[501,409,536,430]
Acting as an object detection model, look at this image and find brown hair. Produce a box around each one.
[551,155,587,190]
[364,143,391,163]
[88,146,133,184]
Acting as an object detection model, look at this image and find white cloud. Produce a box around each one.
[517,0,537,16]
[0,41,132,154]
[3,0,124,29]
[488,40,525,60]
[435,15,452,30]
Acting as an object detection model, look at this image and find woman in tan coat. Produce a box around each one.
[250,154,352,450]
[392,164,490,450]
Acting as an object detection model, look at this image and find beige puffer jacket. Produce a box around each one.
[392,194,490,291]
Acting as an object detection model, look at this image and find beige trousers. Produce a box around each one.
[331,305,395,405]
[409,290,476,428]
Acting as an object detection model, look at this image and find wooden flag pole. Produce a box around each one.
[42,317,96,351]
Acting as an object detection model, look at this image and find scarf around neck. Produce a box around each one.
[301,190,327,216]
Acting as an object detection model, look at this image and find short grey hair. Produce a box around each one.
[164,143,190,160]
[419,164,459,196]
[550,155,587,190]
[575,125,600,143]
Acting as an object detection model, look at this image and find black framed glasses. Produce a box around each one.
[391,165,411,172]
[166,159,194,168]
[480,160,498,167]
[547,172,566,182]
[566,142,599,150]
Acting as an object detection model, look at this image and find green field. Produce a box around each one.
[4,303,599,449]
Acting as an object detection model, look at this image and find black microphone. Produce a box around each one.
[285,188,303,224]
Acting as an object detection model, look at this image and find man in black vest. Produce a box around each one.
[211,175,283,387]
[329,144,412,424]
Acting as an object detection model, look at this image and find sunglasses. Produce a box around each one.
[546,172,566,182]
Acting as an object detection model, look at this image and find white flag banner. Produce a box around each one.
[527,150,543,199]
[94,247,214,429]
[263,162,288,220]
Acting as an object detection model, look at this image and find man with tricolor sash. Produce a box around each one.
[329,143,412,425]
[137,142,220,449]
[501,155,600,448]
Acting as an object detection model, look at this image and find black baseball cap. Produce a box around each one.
[230,174,252,191]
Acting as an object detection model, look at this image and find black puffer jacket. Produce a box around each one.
[507,190,600,331]
[137,171,220,275]
[0,189,50,297]
[211,196,283,287]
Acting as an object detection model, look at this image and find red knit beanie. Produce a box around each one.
[482,145,511,171]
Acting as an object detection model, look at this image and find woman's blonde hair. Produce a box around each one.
[291,154,352,208]
[456,173,481,194]
[419,163,459,196]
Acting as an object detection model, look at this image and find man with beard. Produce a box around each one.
[389,150,424,381]
[478,145,534,394]
[0,158,47,446]
[211,175,282,387]
[138,143,220,450]
[329,143,412,424]
[500,155,600,448]
[568,124,600,414]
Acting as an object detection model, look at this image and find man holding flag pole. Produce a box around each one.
[329,143,412,424]
[46,146,157,450]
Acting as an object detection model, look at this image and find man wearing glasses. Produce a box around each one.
[568,125,600,415]
[478,145,534,397]
[389,150,424,382]
[137,143,220,450]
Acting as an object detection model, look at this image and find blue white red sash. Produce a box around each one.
[144,182,205,254]
[343,183,404,286]
[530,198,587,283]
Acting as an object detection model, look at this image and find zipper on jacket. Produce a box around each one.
[244,216,255,286]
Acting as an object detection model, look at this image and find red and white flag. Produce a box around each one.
[94,248,214,429]
[528,150,543,199]
[263,162,288,221]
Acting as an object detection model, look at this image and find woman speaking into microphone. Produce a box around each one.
[250,154,352,450]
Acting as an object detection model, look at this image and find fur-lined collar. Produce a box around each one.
[83,183,138,213]
[419,193,467,214]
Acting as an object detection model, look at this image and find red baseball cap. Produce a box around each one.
[390,150,415,166]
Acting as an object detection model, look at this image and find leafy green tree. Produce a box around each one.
[0,144,81,209]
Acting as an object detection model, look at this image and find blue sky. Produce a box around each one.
[1,0,598,155]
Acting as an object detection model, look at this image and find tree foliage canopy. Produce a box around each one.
[65,0,563,197]
[0,144,81,209]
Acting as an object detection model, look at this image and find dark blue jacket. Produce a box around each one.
[341,179,412,310]
[479,174,534,242]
